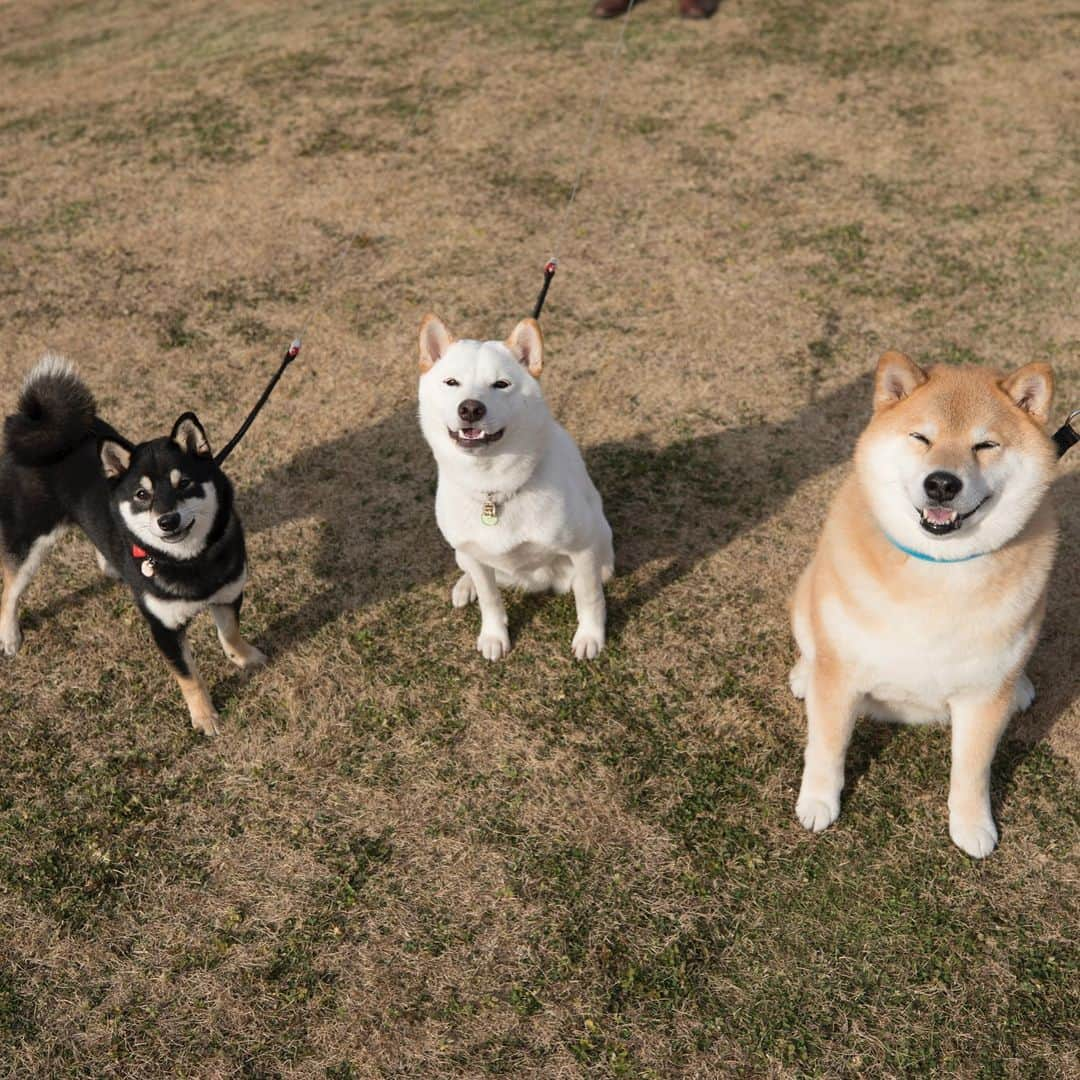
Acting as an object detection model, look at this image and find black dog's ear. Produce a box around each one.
[100,439,132,479]
[171,412,212,458]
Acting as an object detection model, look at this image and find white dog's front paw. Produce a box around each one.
[0,625,22,657]
[476,627,510,661]
[1012,673,1035,714]
[789,659,809,700]
[796,782,840,833]
[949,813,998,859]
[452,573,477,608]
[571,626,604,661]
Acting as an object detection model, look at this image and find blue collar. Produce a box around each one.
[884,533,986,564]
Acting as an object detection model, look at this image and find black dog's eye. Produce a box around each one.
[492,380,510,390]
[134,488,150,502]
[973,441,999,453]
[909,432,931,446]
[444,378,460,387]
[178,477,193,491]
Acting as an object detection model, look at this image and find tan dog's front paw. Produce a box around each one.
[789,659,809,700]
[796,786,840,833]
[1012,673,1035,714]
[0,626,22,657]
[949,814,998,859]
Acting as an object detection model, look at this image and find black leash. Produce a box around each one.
[214,338,301,466]
[1053,409,1079,459]
[532,260,558,320]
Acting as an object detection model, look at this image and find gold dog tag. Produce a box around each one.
[481,501,498,526]
[141,558,156,578]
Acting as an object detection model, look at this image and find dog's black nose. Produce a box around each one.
[458,399,486,423]
[157,512,182,533]
[924,471,963,503]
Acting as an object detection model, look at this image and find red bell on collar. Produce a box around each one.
[132,544,147,559]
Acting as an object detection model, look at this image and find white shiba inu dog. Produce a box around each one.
[790,352,1060,857]
[417,315,614,660]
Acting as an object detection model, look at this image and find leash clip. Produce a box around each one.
[1052,408,1079,459]
[532,259,559,320]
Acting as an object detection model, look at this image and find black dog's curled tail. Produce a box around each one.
[5,353,97,466]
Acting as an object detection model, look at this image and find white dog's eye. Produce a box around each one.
[973,441,999,453]
[492,380,510,390]
[444,378,460,387]
[909,432,931,446]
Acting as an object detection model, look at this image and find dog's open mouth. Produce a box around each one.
[918,496,991,536]
[158,520,195,543]
[449,426,504,449]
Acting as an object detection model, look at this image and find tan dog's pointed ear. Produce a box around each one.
[419,315,453,374]
[874,351,928,412]
[506,318,543,377]
[1002,362,1053,425]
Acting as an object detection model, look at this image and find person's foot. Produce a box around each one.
[592,0,633,16]
[679,0,718,17]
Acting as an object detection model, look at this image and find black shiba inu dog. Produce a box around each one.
[0,355,265,735]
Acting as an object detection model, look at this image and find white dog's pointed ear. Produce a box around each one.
[1002,362,1053,425]
[874,351,927,412]
[419,314,453,374]
[171,412,212,458]
[100,439,132,479]
[506,318,543,377]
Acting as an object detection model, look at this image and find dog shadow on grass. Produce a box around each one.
[235,374,1079,769]
[239,372,874,655]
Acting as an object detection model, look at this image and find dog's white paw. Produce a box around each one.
[452,574,477,608]
[1012,673,1035,714]
[571,627,604,661]
[476,628,510,661]
[0,625,22,657]
[950,814,998,859]
[789,659,809,700]
[191,709,221,737]
[796,788,840,833]
[229,644,267,670]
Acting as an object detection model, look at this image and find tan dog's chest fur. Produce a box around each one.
[791,353,1060,858]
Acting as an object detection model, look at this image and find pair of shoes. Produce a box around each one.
[592,0,719,17]
[678,0,718,16]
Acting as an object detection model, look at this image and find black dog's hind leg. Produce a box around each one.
[211,593,267,670]
[0,528,66,657]
[145,613,220,736]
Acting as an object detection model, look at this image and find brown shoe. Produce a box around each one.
[592,0,633,16]
[679,0,719,17]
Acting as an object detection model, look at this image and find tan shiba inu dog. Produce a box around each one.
[790,352,1059,857]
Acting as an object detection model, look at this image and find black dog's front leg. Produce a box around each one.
[145,612,220,736]
[210,593,267,670]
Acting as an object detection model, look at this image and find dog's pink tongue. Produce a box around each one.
[460,428,484,440]
[924,507,957,525]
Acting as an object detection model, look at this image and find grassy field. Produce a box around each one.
[0,0,1077,1076]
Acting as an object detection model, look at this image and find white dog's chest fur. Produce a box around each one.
[821,563,1037,721]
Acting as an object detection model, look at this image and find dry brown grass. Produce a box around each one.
[0,1,1077,1076]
